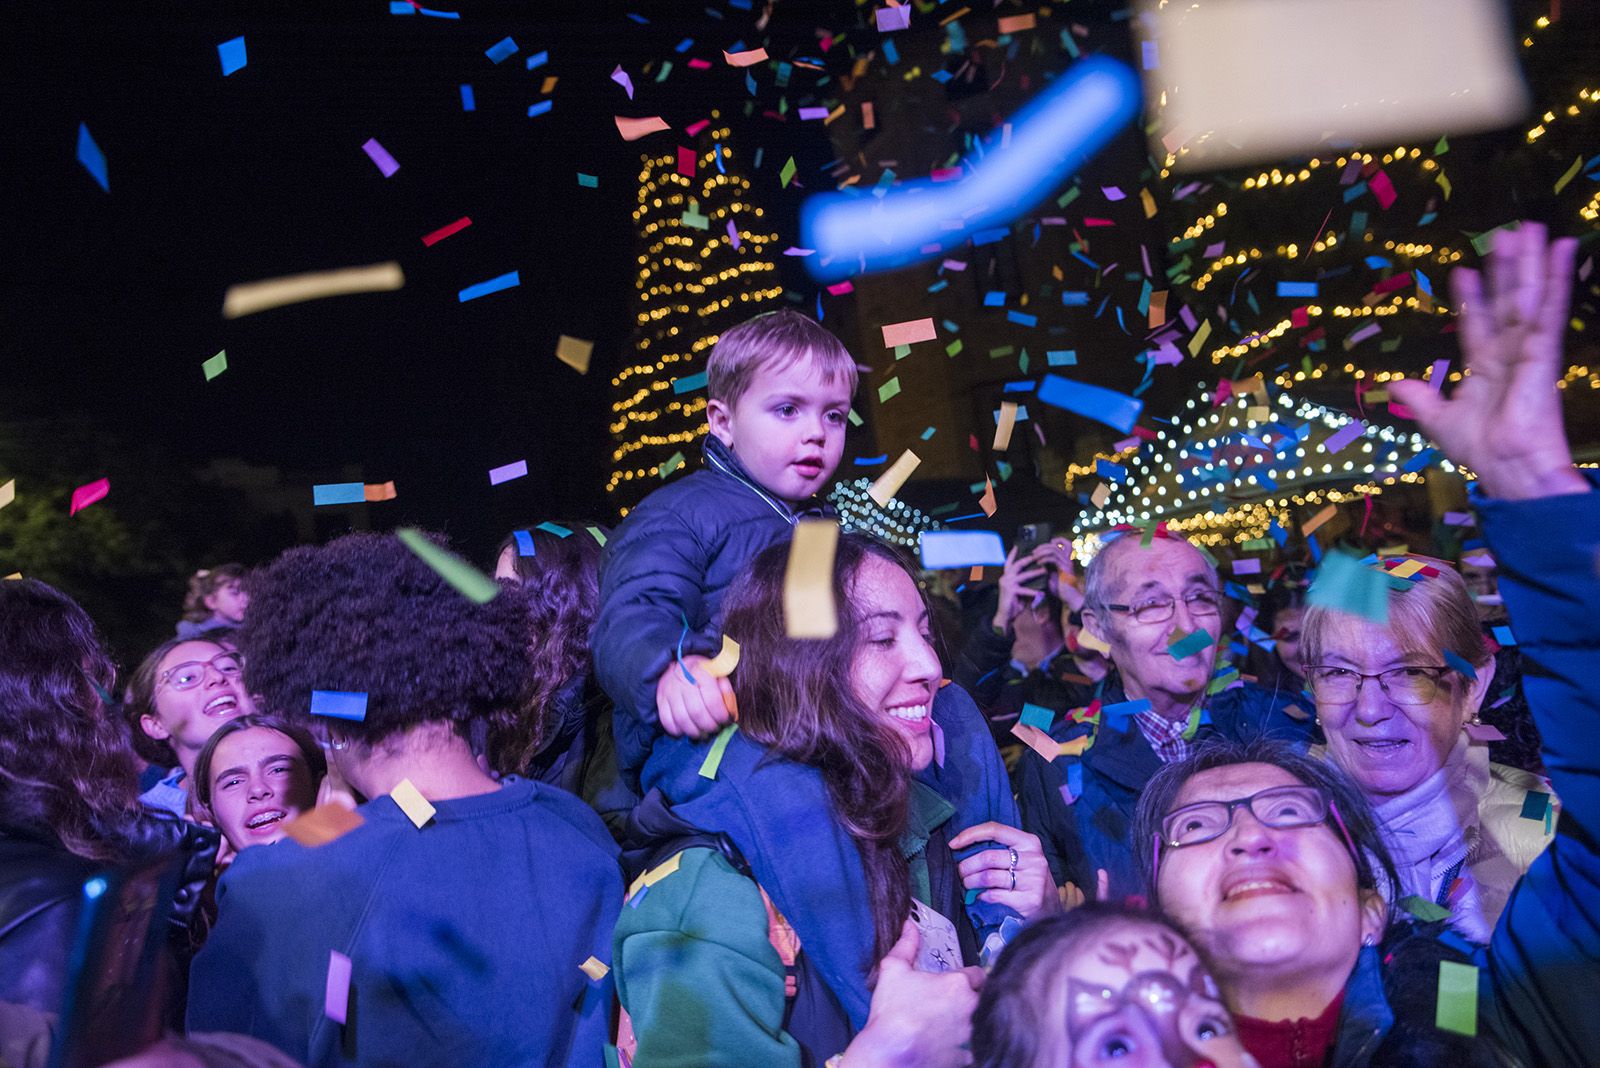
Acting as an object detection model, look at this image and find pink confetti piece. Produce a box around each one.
[1370,170,1397,209]
[69,477,109,516]
[361,138,400,177]
[826,281,854,296]
[687,58,711,70]
[1321,420,1367,456]
[881,318,937,347]
[684,119,710,136]
[325,951,352,1024]
[723,47,768,66]
[677,146,696,176]
[609,64,634,99]
[615,115,670,141]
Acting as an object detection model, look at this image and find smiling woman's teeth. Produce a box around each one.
[886,705,927,721]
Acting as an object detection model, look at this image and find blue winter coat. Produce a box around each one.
[1324,476,1600,1066]
[1016,673,1314,899]
[593,435,826,782]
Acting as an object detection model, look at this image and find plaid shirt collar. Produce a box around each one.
[1132,707,1194,764]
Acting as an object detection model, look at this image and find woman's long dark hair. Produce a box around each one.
[721,532,924,964]
[0,579,143,861]
[487,523,606,774]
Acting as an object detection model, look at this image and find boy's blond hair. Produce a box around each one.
[706,309,858,406]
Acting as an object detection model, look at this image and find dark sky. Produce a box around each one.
[0,0,845,556]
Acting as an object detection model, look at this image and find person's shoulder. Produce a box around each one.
[505,777,621,858]
[1210,680,1316,739]
[1481,762,1559,849]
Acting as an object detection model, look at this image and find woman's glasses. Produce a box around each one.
[159,652,243,691]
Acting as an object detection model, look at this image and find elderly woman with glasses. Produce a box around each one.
[1298,559,1555,942]
[1127,224,1600,1066]
[124,638,257,818]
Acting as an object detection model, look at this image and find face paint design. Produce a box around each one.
[1063,929,1257,1068]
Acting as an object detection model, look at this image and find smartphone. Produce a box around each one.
[1016,523,1052,592]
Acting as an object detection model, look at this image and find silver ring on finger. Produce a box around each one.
[1008,846,1019,871]
[1009,868,1017,891]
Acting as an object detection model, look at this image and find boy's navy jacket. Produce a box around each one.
[594,435,826,782]
[187,778,621,1068]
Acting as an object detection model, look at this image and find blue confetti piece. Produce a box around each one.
[525,50,548,70]
[920,530,1007,569]
[1404,448,1440,473]
[513,530,536,556]
[390,1,413,10]
[1046,349,1077,366]
[1096,459,1128,483]
[984,291,1006,307]
[882,39,899,64]
[76,122,108,192]
[1442,649,1479,681]
[1491,625,1515,647]
[217,36,247,76]
[674,37,694,52]
[313,482,365,506]
[459,84,476,111]
[1276,281,1318,298]
[458,271,521,302]
[920,426,937,440]
[527,100,552,118]
[1037,374,1143,434]
[1100,699,1153,725]
[577,172,598,187]
[1020,704,1054,731]
[854,454,888,465]
[1064,761,1083,801]
[1520,790,1551,821]
[485,37,518,64]
[1007,310,1038,327]
[672,371,707,394]
[1060,291,1090,306]
[715,143,725,173]
[536,521,572,538]
[311,690,369,722]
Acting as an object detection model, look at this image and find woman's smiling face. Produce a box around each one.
[139,641,256,770]
[205,727,318,850]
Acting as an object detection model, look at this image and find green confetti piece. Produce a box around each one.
[1020,704,1054,731]
[1180,703,1203,740]
[945,339,963,357]
[202,350,228,381]
[893,343,911,360]
[878,376,902,403]
[1307,552,1390,625]
[1435,960,1478,1036]
[396,527,500,605]
[780,156,797,188]
[698,723,739,779]
[658,451,686,478]
[1401,895,1452,923]
[537,522,572,537]
[847,408,863,427]
[1168,629,1214,660]
[586,525,608,546]
[1433,135,1449,155]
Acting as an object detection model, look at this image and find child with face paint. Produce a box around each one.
[971,904,1258,1068]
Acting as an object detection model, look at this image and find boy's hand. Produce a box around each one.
[655,656,736,738]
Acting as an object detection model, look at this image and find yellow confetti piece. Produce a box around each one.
[556,335,594,374]
[1436,170,1452,200]
[0,479,13,510]
[390,778,436,829]
[869,449,921,507]
[1140,187,1158,219]
[701,635,741,678]
[540,75,558,93]
[1186,319,1212,357]
[579,956,610,981]
[1555,155,1584,195]
[1077,628,1112,656]
[784,520,839,638]
[993,402,1019,451]
[1302,503,1338,536]
[1057,735,1094,758]
[222,262,404,319]
[1246,405,1270,423]
[1387,559,1426,579]
[643,852,683,887]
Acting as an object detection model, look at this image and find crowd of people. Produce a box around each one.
[2,224,1597,1068]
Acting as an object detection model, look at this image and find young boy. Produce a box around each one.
[594,308,857,779]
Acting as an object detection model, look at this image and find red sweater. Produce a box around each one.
[1233,992,1344,1068]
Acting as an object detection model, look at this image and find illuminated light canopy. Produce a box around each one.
[828,478,941,549]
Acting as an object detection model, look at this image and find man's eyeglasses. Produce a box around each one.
[1304,665,1450,706]
[158,652,243,692]
[1103,589,1221,625]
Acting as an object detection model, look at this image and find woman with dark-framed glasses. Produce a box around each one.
[1298,561,1555,942]
[124,637,257,818]
[1126,224,1600,1066]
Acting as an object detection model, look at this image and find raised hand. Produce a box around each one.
[949,821,1061,921]
[1390,223,1586,501]
[841,920,985,1068]
[992,546,1050,632]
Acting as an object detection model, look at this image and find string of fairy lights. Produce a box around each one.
[607,114,784,514]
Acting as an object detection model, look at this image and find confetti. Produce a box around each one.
[698,723,739,779]
[485,36,518,64]
[875,5,912,31]
[513,530,535,556]
[202,350,228,381]
[1435,961,1478,1036]
[1168,629,1215,660]
[579,956,610,981]
[0,480,13,511]
[784,519,839,638]
[488,459,528,485]
[217,36,247,76]
[556,335,594,374]
[869,450,921,506]
[325,951,353,1024]
[363,482,396,502]
[361,138,400,178]
[615,115,670,141]
[421,216,472,246]
[919,530,1006,569]
[1036,375,1144,434]
[723,47,768,66]
[610,65,634,99]
[1322,421,1367,455]
[701,635,741,678]
[458,271,520,303]
[1308,553,1389,625]
[76,123,108,191]
[396,527,500,604]
[993,402,1019,450]
[69,478,109,516]
[310,690,369,722]
[313,483,365,506]
[880,318,936,348]
[878,377,902,403]
[389,778,437,829]
[222,262,404,319]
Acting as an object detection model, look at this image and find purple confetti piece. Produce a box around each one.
[325,951,352,1024]
[1321,420,1367,456]
[488,459,528,485]
[610,64,634,99]
[362,138,400,177]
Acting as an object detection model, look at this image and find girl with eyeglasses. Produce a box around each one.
[1127,225,1600,1066]
[124,637,258,818]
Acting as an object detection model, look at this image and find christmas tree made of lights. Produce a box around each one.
[607,113,784,515]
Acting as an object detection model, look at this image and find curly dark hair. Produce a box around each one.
[487,523,606,774]
[1132,737,1400,917]
[0,579,144,862]
[236,531,534,745]
[721,532,926,966]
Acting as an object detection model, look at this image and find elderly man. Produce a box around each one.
[1015,530,1313,899]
